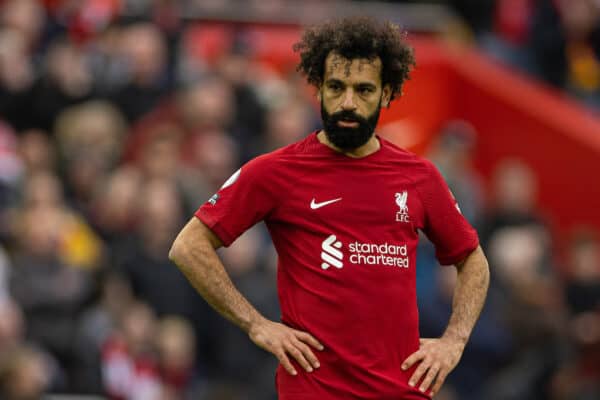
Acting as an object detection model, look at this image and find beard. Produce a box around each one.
[321,98,382,151]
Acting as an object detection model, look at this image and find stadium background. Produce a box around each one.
[0,0,599,399]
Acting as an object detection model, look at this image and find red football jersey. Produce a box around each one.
[195,132,479,399]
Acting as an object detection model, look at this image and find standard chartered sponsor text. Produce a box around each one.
[348,241,409,268]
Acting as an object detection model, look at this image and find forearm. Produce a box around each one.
[443,246,490,345]
[169,220,265,333]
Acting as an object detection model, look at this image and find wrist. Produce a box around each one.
[441,331,468,348]
[245,313,268,335]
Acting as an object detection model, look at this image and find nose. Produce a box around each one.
[341,89,357,111]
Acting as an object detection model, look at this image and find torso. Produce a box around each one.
[264,133,431,399]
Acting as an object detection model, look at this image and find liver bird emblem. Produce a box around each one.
[395,191,408,213]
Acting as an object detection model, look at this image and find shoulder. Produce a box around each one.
[240,134,314,180]
[379,136,439,177]
[247,134,316,166]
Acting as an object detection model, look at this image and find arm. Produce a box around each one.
[402,245,490,396]
[169,217,323,375]
[442,245,490,347]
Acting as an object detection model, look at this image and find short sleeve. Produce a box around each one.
[418,161,479,265]
[195,156,277,247]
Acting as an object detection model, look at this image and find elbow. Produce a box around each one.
[169,218,219,267]
[478,251,491,290]
[168,237,184,265]
[457,246,490,288]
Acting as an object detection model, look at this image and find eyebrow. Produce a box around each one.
[325,79,377,89]
[325,78,344,86]
[356,83,377,90]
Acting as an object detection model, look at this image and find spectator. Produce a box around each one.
[417,121,485,307]
[101,301,162,400]
[0,345,53,400]
[117,179,192,318]
[16,170,104,270]
[123,75,240,168]
[91,166,143,257]
[564,228,600,315]
[54,100,127,219]
[419,266,513,400]
[427,120,485,228]
[479,0,538,75]
[262,96,317,153]
[530,0,600,105]
[482,223,566,399]
[550,228,600,400]
[116,179,220,370]
[17,129,56,176]
[177,76,236,135]
[27,37,95,132]
[135,124,208,214]
[480,158,546,248]
[0,301,64,396]
[215,49,268,160]
[111,23,170,123]
[0,0,46,52]
[156,316,203,399]
[0,299,24,352]
[189,130,240,193]
[483,0,600,108]
[9,171,102,367]
[9,202,93,363]
[0,29,36,132]
[72,271,135,393]
[88,23,129,95]
[215,227,279,399]
[0,122,23,232]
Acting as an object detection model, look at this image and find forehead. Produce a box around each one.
[323,52,382,84]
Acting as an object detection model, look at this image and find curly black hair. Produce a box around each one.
[293,17,415,102]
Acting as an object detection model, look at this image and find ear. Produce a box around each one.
[381,84,392,108]
[316,86,322,101]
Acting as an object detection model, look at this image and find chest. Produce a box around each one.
[273,163,425,238]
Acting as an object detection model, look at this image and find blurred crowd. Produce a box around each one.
[453,0,600,109]
[419,125,600,400]
[0,0,598,399]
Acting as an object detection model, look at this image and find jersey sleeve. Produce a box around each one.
[194,155,277,247]
[418,161,479,265]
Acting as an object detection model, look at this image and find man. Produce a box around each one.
[169,17,490,399]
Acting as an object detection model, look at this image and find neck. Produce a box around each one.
[317,130,380,158]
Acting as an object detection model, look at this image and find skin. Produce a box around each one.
[169,218,323,376]
[317,52,391,157]
[401,246,489,396]
[169,52,490,396]
[316,53,490,397]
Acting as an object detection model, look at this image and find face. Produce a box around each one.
[319,52,391,150]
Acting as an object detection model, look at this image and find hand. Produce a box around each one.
[248,318,324,376]
[401,337,465,397]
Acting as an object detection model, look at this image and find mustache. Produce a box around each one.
[328,110,369,124]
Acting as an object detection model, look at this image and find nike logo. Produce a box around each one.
[310,197,342,210]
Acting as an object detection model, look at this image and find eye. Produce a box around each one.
[358,86,374,95]
[328,82,342,92]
